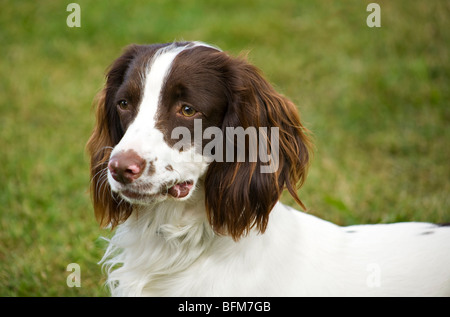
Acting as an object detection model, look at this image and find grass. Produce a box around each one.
[0,0,448,296]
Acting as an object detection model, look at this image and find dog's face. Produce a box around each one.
[107,43,228,204]
[88,42,312,239]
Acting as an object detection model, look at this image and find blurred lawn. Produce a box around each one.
[0,0,448,296]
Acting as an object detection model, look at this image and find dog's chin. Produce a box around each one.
[118,189,166,205]
[114,180,195,205]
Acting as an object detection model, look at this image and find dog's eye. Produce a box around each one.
[118,100,128,110]
[180,105,197,117]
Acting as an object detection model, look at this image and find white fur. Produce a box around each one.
[101,189,450,296]
[101,44,450,296]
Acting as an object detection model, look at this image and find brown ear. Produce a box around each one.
[86,45,143,228]
[204,56,312,240]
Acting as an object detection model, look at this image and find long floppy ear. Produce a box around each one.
[86,45,142,228]
[205,55,313,240]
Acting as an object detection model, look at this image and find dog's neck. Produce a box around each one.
[101,185,217,296]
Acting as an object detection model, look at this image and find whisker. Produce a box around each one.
[92,167,111,202]
[91,146,114,170]
[111,191,120,204]
[116,196,125,208]
[99,174,110,202]
[91,166,108,184]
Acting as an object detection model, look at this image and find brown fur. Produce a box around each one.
[204,56,312,239]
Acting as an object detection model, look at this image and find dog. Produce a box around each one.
[87,41,450,296]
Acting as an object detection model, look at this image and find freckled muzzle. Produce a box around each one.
[108,149,195,201]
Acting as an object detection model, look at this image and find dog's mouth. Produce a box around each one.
[119,180,194,201]
[167,180,194,198]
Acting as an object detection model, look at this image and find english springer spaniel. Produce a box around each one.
[87,41,450,296]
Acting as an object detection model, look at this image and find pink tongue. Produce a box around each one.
[168,181,193,198]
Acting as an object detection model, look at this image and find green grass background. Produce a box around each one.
[0,0,448,296]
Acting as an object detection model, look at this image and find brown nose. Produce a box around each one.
[108,150,146,184]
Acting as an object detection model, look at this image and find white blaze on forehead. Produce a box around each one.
[139,45,187,126]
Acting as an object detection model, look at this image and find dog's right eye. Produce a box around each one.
[117,100,128,110]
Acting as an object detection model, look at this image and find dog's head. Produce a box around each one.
[87,42,312,239]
